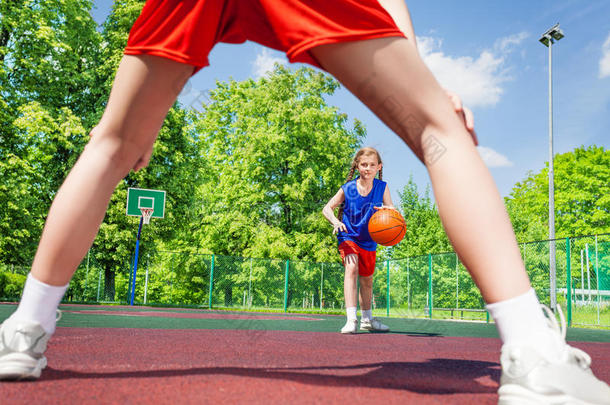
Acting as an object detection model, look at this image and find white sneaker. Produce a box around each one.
[360,317,390,332]
[340,319,358,334]
[498,306,610,405]
[0,318,51,380]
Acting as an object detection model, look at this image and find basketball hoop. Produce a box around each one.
[140,208,154,225]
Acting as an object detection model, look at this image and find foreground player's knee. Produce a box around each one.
[86,128,146,175]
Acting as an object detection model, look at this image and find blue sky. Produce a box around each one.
[89,1,610,202]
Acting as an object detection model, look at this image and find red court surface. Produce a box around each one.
[2,327,609,404]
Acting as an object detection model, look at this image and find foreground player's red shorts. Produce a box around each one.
[338,241,377,277]
[124,0,405,73]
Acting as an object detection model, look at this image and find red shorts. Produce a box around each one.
[338,241,376,277]
[124,0,404,72]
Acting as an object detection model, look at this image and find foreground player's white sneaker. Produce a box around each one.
[341,319,358,334]
[498,306,610,405]
[0,318,50,380]
[360,317,390,332]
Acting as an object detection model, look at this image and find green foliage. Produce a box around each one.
[0,0,100,262]
[0,0,101,118]
[0,271,26,298]
[506,145,610,239]
[190,65,364,261]
[392,177,451,258]
[0,103,89,263]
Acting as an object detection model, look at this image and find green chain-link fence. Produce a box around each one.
[2,233,609,327]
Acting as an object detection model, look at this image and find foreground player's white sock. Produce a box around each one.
[361,309,372,321]
[10,273,68,334]
[346,306,357,321]
[486,288,562,360]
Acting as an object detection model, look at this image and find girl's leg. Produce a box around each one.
[358,275,373,311]
[341,255,359,333]
[343,255,359,309]
[311,38,529,304]
[358,274,389,331]
[31,55,193,286]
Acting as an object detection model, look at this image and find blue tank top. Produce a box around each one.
[337,177,386,251]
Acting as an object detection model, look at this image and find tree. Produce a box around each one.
[187,65,364,307]
[506,145,610,240]
[0,0,100,263]
[0,104,89,264]
[0,0,101,119]
[392,176,451,259]
[190,65,364,261]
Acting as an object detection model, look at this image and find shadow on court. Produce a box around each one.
[40,358,499,395]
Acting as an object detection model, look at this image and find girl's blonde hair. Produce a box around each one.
[337,147,383,221]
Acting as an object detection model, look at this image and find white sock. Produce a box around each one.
[361,309,372,321]
[10,273,69,334]
[486,288,561,360]
[346,306,357,321]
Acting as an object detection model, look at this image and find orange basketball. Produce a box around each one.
[368,209,406,246]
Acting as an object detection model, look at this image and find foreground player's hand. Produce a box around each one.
[444,89,478,146]
[133,145,154,172]
[333,221,347,235]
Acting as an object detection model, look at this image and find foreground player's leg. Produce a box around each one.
[312,37,610,404]
[358,275,389,332]
[0,55,193,380]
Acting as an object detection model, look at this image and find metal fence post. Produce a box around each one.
[144,254,149,305]
[83,249,90,300]
[284,259,290,312]
[248,257,253,308]
[455,253,459,309]
[386,259,390,317]
[407,258,410,310]
[208,255,215,309]
[97,268,102,302]
[566,237,572,326]
[595,234,600,325]
[428,254,433,319]
[320,263,324,310]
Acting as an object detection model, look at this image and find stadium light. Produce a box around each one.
[539,23,564,47]
[539,23,563,312]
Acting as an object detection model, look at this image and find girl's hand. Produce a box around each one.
[444,89,478,146]
[333,221,347,235]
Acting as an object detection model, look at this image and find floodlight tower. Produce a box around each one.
[539,23,564,312]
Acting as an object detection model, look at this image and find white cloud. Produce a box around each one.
[252,48,286,78]
[494,32,529,52]
[418,32,527,108]
[600,33,610,78]
[477,146,513,168]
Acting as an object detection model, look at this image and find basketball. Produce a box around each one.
[368,208,406,246]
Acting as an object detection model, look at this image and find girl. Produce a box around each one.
[323,147,394,334]
[1,1,608,403]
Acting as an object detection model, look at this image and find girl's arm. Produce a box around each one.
[322,188,347,234]
[380,184,396,209]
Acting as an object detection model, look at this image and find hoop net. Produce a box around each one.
[140,208,154,225]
